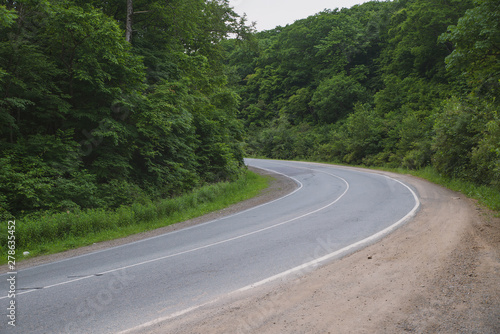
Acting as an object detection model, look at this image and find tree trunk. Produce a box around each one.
[125,0,133,42]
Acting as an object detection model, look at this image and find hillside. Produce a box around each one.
[225,0,499,196]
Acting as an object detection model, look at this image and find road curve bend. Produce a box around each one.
[0,159,419,334]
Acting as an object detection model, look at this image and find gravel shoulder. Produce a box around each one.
[132,167,500,334]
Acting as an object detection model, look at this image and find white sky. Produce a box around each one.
[229,0,374,31]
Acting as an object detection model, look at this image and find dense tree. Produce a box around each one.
[2,0,498,216]
[0,0,250,217]
[434,0,499,186]
[440,0,500,99]
[228,0,498,190]
[380,0,472,82]
[310,72,367,123]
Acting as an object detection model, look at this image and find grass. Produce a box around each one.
[0,169,269,264]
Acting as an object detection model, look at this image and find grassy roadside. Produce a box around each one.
[0,169,269,264]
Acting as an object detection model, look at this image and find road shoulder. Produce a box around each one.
[137,169,500,334]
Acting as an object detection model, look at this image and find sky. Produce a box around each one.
[229,0,373,31]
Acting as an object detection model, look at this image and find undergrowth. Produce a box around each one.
[0,169,269,264]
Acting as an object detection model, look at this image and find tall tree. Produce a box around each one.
[380,0,473,82]
[125,0,133,42]
[440,0,500,99]
[0,0,250,216]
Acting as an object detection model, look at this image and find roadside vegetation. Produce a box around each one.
[407,167,500,212]
[355,163,500,212]
[225,0,499,210]
[0,0,257,261]
[0,170,268,263]
[0,0,254,219]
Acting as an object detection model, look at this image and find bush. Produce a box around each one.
[338,104,384,165]
[432,98,477,179]
[0,170,267,258]
[469,105,500,189]
[310,73,368,124]
[432,97,499,188]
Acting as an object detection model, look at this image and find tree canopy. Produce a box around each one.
[226,0,499,189]
[0,0,252,216]
[2,0,498,217]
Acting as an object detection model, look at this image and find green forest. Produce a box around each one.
[226,0,499,189]
[0,0,253,218]
[1,0,499,221]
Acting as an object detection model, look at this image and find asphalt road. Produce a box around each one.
[0,159,419,333]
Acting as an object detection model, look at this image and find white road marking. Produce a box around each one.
[0,164,349,300]
[118,161,420,334]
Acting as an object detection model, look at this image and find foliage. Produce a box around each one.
[0,170,269,262]
[433,98,500,187]
[0,4,15,28]
[338,104,384,165]
[432,98,478,179]
[0,0,252,218]
[407,166,500,212]
[440,0,500,99]
[227,0,499,197]
[310,73,368,123]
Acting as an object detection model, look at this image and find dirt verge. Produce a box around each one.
[132,169,500,334]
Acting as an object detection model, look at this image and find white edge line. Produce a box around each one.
[16,168,343,298]
[118,163,420,334]
[238,175,420,291]
[0,165,304,300]
[235,161,420,290]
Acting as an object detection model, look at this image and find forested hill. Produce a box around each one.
[225,0,499,190]
[1,0,498,218]
[0,0,253,217]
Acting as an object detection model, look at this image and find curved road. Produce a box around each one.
[0,159,419,333]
